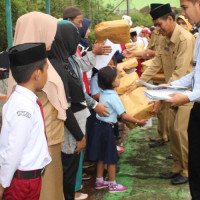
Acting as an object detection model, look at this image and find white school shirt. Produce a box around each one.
[0,85,51,188]
[171,27,200,102]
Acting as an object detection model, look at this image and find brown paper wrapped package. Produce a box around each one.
[125,42,144,52]
[117,66,126,78]
[116,72,139,94]
[142,59,165,81]
[125,42,137,49]
[120,87,153,129]
[95,20,130,44]
[117,57,138,71]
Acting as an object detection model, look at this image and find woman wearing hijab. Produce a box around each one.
[48,20,90,200]
[7,12,68,200]
[79,18,91,50]
[63,6,112,77]
[177,15,193,32]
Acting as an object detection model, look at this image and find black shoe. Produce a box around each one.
[160,172,179,179]
[82,173,91,181]
[149,141,166,148]
[166,154,173,160]
[171,174,188,185]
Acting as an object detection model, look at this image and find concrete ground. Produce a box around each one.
[82,118,190,200]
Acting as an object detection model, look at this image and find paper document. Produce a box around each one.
[137,80,187,90]
[144,89,187,101]
[144,118,152,127]
[94,39,120,70]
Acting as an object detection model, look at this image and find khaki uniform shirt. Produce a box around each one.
[140,24,194,84]
[147,29,165,51]
[37,91,64,146]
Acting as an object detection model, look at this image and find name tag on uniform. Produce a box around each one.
[17,111,31,118]
[164,47,169,51]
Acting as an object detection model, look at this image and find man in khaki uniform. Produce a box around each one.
[145,27,170,147]
[128,3,194,185]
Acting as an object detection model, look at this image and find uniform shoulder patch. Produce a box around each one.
[17,111,32,118]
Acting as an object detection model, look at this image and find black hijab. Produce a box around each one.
[48,22,85,104]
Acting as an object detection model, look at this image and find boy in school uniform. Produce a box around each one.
[0,43,51,200]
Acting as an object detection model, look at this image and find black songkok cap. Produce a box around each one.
[150,3,163,11]
[63,6,82,20]
[150,3,172,20]
[8,43,47,67]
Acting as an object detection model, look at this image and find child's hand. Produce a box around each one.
[138,119,147,126]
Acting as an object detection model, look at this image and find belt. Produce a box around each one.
[98,119,115,128]
[13,168,45,180]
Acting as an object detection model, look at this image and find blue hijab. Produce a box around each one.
[80,18,91,48]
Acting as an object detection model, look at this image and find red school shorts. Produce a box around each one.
[3,177,41,200]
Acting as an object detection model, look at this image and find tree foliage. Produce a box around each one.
[130,12,153,27]
[0,0,153,51]
[0,0,116,51]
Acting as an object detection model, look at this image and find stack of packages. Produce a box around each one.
[95,20,153,129]
[125,42,144,52]
[117,57,138,74]
[122,41,144,62]
[116,72,153,129]
[141,59,165,82]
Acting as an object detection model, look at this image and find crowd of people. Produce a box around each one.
[0,0,200,200]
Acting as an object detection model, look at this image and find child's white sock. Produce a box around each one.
[108,180,116,185]
[96,177,104,183]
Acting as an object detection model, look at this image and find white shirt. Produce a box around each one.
[171,27,200,102]
[137,37,148,49]
[0,85,51,188]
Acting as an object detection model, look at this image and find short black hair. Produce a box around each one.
[98,66,117,90]
[160,12,175,21]
[11,59,46,83]
[130,31,137,37]
[65,16,76,20]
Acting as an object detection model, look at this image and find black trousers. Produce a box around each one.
[61,152,80,200]
[188,103,200,200]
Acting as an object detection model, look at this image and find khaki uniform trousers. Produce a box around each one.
[39,143,64,200]
[157,101,169,142]
[168,102,193,177]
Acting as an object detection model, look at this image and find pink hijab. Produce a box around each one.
[7,12,68,120]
